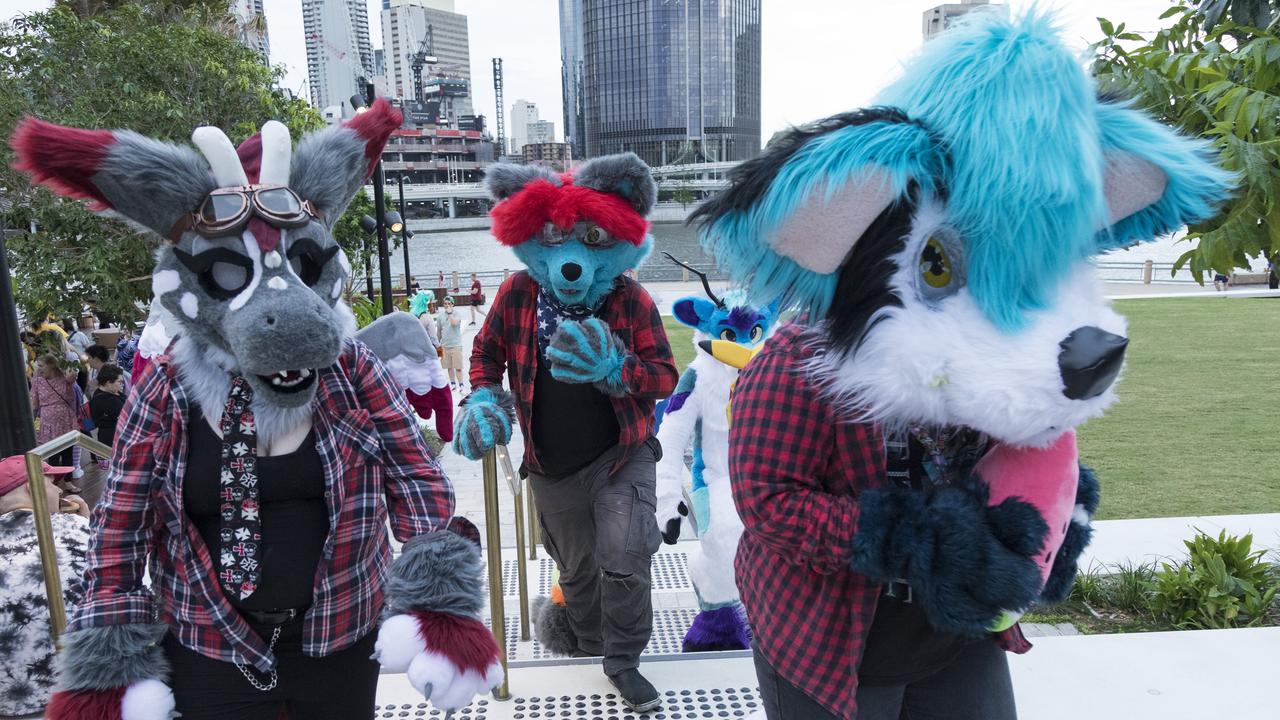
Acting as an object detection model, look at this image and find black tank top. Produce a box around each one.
[184,412,329,610]
[531,361,620,477]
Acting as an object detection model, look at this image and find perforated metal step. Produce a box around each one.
[485,550,694,599]
[374,687,761,719]
[495,608,699,661]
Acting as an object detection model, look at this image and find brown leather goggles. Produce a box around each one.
[168,185,323,241]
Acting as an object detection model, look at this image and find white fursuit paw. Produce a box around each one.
[121,678,176,720]
[375,613,504,713]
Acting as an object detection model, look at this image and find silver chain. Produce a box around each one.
[236,625,281,692]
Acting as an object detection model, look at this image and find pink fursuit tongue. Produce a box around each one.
[975,430,1079,586]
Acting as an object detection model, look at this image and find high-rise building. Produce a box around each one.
[558,0,585,158]
[229,0,270,64]
[522,142,572,172]
[568,0,761,166]
[302,0,375,114]
[509,99,540,155]
[383,0,474,127]
[923,0,992,40]
[528,119,557,146]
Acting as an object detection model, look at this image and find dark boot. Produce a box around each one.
[607,668,661,713]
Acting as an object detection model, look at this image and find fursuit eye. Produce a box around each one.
[919,236,953,289]
[208,261,249,294]
[749,325,764,343]
[287,239,339,287]
[583,225,611,247]
[719,328,738,342]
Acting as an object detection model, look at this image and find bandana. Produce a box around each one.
[537,285,598,354]
[217,376,262,601]
[490,177,649,247]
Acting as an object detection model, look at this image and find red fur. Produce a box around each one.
[237,132,263,184]
[490,177,649,247]
[412,610,500,676]
[10,117,116,209]
[45,687,126,720]
[344,98,403,180]
[407,385,454,441]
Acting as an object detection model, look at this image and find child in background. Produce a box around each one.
[90,364,126,450]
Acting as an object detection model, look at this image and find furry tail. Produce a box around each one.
[531,595,579,657]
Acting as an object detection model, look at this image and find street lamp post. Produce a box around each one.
[354,82,395,315]
[397,174,414,292]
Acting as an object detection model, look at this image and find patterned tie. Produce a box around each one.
[217,375,261,601]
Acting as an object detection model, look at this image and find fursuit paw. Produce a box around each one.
[530,594,579,656]
[546,318,630,394]
[452,386,514,460]
[46,679,176,720]
[374,612,503,712]
[682,606,751,652]
[655,498,689,545]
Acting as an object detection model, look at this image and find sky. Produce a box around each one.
[6,0,1177,140]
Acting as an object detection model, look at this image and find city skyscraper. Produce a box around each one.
[565,0,762,166]
[923,0,992,40]
[302,0,375,113]
[509,99,540,155]
[382,0,474,126]
[228,0,270,64]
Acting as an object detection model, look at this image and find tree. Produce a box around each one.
[0,3,332,323]
[1092,2,1280,282]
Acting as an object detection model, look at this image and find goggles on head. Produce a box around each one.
[168,185,323,241]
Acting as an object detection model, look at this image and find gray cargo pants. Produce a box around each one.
[529,439,663,675]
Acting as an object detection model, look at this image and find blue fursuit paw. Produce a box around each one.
[1039,464,1101,605]
[682,605,751,652]
[452,386,515,460]
[546,318,630,395]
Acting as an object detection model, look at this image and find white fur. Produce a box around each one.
[151,269,180,296]
[331,276,344,299]
[1072,504,1092,525]
[655,338,747,607]
[121,678,175,720]
[810,198,1127,449]
[137,300,175,359]
[374,613,428,672]
[263,250,282,269]
[384,353,448,393]
[179,292,199,319]
[335,299,357,338]
[257,120,292,186]
[228,231,263,312]
[267,275,288,290]
[337,249,352,275]
[191,126,249,187]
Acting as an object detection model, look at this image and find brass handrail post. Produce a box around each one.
[25,453,66,641]
[481,448,511,700]
[511,485,530,642]
[525,482,540,560]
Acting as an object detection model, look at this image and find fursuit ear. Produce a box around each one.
[672,297,717,330]
[572,152,657,216]
[1094,101,1237,249]
[10,117,215,239]
[483,163,562,201]
[290,98,402,226]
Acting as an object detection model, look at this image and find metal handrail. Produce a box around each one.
[26,430,112,641]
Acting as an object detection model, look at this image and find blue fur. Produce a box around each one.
[700,121,944,319]
[1040,464,1102,605]
[546,317,629,393]
[671,291,779,348]
[691,420,705,492]
[514,236,653,309]
[682,604,751,652]
[452,387,515,460]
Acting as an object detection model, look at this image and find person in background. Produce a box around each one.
[83,344,128,397]
[29,355,82,492]
[468,272,486,325]
[0,454,91,718]
[1268,260,1278,290]
[1213,271,1230,291]
[436,296,466,390]
[90,364,126,451]
[65,320,92,359]
[19,331,37,378]
[115,326,137,374]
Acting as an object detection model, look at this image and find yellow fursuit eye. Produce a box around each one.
[919,236,953,289]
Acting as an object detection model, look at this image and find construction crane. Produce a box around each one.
[493,58,505,156]
[409,25,437,103]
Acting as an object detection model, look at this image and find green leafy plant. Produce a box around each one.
[1149,529,1279,629]
[1068,562,1109,607]
[348,294,382,330]
[1091,1,1280,282]
[1109,560,1158,615]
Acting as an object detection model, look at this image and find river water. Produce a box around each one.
[401,223,1263,287]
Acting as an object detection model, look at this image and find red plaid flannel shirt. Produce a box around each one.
[469,271,678,474]
[732,323,1029,719]
[68,339,454,673]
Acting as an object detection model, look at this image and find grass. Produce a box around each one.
[664,295,1280,520]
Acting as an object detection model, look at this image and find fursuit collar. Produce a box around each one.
[490,174,649,247]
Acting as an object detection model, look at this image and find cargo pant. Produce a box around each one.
[529,439,663,675]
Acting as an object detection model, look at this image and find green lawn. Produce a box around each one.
[663,297,1280,519]
[663,319,696,371]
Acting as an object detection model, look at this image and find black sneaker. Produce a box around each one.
[607,668,661,713]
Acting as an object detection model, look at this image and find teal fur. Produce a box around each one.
[700,121,943,319]
[514,236,652,309]
[690,485,711,537]
[691,419,706,492]
[453,386,514,460]
[546,317,630,394]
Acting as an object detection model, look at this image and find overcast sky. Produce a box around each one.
[8,0,1176,139]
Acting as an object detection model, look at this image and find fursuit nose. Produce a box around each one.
[561,262,583,282]
[1058,326,1128,400]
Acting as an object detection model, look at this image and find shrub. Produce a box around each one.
[1149,530,1279,629]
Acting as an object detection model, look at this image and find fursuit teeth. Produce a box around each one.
[452,386,516,461]
[55,623,170,692]
[530,595,580,657]
[682,605,751,653]
[384,530,486,617]
[545,318,630,395]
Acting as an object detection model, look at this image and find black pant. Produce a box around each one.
[752,639,1017,720]
[529,440,662,675]
[163,619,379,720]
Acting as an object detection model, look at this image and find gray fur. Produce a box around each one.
[483,163,562,201]
[593,332,631,397]
[290,125,368,227]
[573,153,657,216]
[356,312,434,363]
[531,596,579,656]
[94,132,216,238]
[384,530,485,617]
[56,623,170,691]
